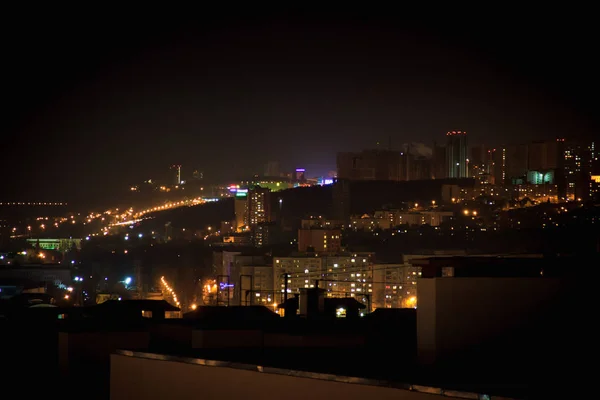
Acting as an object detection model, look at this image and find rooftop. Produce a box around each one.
[115,349,516,400]
[91,299,180,313]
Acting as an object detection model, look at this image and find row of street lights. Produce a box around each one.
[160,276,180,308]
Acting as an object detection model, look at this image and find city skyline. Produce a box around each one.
[1,134,595,208]
[1,9,596,399]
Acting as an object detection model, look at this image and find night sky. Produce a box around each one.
[3,8,598,207]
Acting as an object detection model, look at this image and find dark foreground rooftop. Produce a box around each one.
[114,349,516,400]
[1,297,584,400]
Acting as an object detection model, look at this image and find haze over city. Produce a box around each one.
[3,9,598,206]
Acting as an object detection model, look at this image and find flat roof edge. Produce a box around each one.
[113,349,516,400]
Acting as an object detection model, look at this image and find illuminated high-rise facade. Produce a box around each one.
[234,190,249,230]
[560,140,591,200]
[445,131,468,178]
[247,186,271,226]
[591,141,599,199]
[170,164,181,185]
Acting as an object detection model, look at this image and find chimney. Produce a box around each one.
[299,287,325,318]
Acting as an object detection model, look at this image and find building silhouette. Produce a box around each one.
[445,131,468,178]
[337,149,401,181]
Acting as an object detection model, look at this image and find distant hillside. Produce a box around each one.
[139,198,234,231]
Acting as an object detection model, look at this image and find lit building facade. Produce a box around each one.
[350,210,453,229]
[469,145,497,184]
[213,252,268,305]
[239,265,274,306]
[270,254,426,311]
[253,222,276,247]
[273,254,374,308]
[398,211,453,227]
[297,229,342,254]
[300,217,345,229]
[273,256,323,302]
[492,147,506,185]
[234,191,248,230]
[509,184,559,203]
[170,164,181,185]
[560,140,592,200]
[445,131,468,178]
[372,262,421,309]
[239,179,291,192]
[247,187,271,226]
[591,141,599,199]
[350,214,394,231]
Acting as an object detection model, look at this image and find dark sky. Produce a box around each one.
[2,8,598,207]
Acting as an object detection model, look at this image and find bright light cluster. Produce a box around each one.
[134,197,206,219]
[160,276,180,307]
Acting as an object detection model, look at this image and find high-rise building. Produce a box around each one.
[253,223,276,247]
[591,141,598,173]
[247,186,271,226]
[273,254,374,303]
[560,140,591,200]
[524,139,563,188]
[337,149,402,181]
[405,155,431,181]
[399,144,432,181]
[234,190,249,230]
[590,141,599,199]
[528,140,560,171]
[505,144,529,183]
[264,161,280,177]
[469,145,486,171]
[491,147,506,185]
[469,144,494,184]
[294,168,306,183]
[431,144,446,179]
[170,164,181,185]
[500,139,564,185]
[445,131,468,178]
